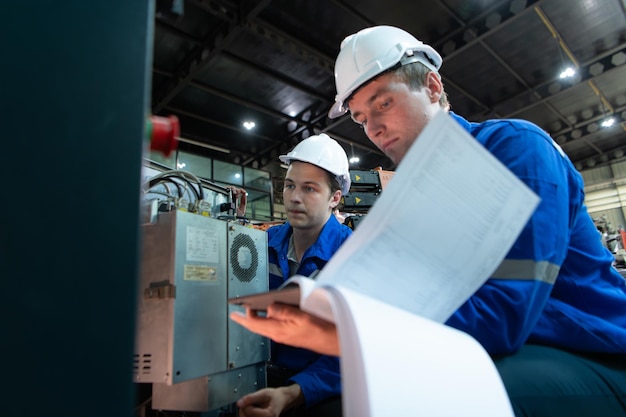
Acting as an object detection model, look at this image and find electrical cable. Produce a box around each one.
[134,396,152,411]
[146,190,177,200]
[175,170,205,200]
[155,170,205,200]
[146,178,184,198]
[153,175,200,202]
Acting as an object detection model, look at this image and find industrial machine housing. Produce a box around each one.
[134,207,269,412]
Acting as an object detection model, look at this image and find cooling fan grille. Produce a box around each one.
[230,233,259,282]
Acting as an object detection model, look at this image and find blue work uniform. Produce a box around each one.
[267,215,352,407]
[445,112,626,355]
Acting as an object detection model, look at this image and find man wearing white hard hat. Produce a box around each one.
[232,26,626,417]
[236,133,351,417]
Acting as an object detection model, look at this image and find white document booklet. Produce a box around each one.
[230,111,539,417]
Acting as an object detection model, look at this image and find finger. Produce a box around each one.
[230,310,246,320]
[237,391,259,408]
[266,303,298,319]
[229,310,258,326]
[246,306,261,317]
[230,310,272,335]
[238,405,272,417]
[237,389,272,409]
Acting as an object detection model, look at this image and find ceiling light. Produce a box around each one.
[243,121,256,130]
[177,162,186,169]
[559,67,576,79]
[348,143,359,165]
[234,173,241,179]
[601,118,615,128]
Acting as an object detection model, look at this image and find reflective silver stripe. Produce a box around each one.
[491,260,559,284]
[269,263,283,278]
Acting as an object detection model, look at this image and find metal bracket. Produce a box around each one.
[144,281,176,299]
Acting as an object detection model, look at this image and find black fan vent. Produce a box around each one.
[230,233,259,283]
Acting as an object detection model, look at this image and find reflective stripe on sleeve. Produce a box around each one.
[491,260,559,284]
[269,263,283,278]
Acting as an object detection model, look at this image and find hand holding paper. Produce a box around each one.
[230,303,340,356]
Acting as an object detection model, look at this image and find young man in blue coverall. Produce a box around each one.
[236,133,352,417]
[232,26,626,416]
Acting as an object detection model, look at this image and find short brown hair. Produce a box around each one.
[391,62,450,109]
[324,170,342,195]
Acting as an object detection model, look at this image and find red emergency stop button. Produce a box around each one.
[148,115,179,156]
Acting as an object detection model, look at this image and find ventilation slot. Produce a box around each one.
[133,353,152,375]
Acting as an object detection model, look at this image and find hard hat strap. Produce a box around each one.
[398,51,439,73]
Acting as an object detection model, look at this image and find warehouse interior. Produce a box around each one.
[148,0,626,235]
[151,0,626,175]
[4,0,626,416]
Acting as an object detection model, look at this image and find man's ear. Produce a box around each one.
[426,71,443,103]
[329,190,342,209]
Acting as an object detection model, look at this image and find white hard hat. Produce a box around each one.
[279,133,351,194]
[328,25,443,119]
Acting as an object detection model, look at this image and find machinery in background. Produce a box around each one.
[592,216,626,280]
[135,169,269,413]
[342,168,394,230]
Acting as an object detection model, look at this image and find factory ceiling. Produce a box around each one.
[151,0,626,178]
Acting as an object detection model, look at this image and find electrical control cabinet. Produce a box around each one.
[134,210,269,411]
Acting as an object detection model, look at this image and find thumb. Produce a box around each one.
[237,391,255,407]
[238,389,269,408]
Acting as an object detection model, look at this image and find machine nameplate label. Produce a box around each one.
[186,226,219,263]
[184,264,218,281]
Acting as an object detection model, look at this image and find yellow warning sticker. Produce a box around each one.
[184,265,218,281]
[355,197,362,204]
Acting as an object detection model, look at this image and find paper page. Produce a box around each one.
[300,285,337,323]
[317,111,539,322]
[328,286,514,417]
